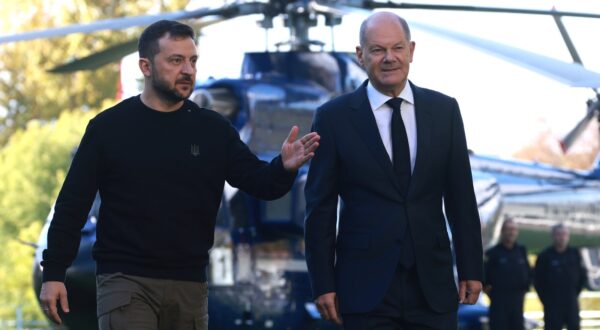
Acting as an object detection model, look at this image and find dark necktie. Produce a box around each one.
[386,97,411,193]
[386,97,415,268]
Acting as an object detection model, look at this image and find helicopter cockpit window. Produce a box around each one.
[191,88,239,121]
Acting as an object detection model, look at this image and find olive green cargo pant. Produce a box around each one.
[96,273,208,330]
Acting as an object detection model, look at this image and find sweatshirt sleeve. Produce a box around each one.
[224,123,297,201]
[41,119,101,282]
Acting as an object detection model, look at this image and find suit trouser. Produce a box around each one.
[342,266,457,330]
[488,292,525,330]
[96,273,208,330]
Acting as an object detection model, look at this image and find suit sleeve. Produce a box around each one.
[483,249,493,287]
[42,119,100,282]
[443,99,483,282]
[225,123,296,201]
[304,107,339,299]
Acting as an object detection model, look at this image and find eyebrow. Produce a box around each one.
[166,54,198,59]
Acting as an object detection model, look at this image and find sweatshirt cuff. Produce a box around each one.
[273,155,297,181]
[42,264,67,283]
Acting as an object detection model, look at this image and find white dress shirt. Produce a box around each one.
[366,81,417,172]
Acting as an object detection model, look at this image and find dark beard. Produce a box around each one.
[150,70,193,104]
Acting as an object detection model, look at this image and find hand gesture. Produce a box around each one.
[281,126,320,171]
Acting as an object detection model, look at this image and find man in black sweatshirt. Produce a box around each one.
[38,20,320,330]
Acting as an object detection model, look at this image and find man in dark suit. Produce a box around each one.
[304,12,483,329]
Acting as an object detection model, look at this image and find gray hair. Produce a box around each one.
[359,12,411,46]
[551,223,568,234]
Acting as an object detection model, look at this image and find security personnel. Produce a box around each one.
[484,218,532,330]
[534,223,587,330]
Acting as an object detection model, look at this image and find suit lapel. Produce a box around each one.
[408,82,433,197]
[348,82,404,195]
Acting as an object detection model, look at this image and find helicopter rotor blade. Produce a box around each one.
[561,99,600,152]
[340,1,600,19]
[309,2,347,17]
[48,17,223,73]
[409,20,600,88]
[0,2,265,45]
[48,39,138,73]
[551,12,600,95]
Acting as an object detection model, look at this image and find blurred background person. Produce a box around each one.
[484,218,532,330]
[535,223,588,330]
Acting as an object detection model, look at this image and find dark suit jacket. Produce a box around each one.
[304,80,483,314]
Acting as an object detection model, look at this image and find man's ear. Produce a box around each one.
[355,46,364,66]
[139,58,152,77]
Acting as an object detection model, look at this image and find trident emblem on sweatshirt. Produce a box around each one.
[191,144,200,157]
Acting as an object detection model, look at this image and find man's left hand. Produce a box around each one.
[281,126,320,171]
[459,280,482,305]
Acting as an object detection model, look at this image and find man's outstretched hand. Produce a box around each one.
[281,126,320,171]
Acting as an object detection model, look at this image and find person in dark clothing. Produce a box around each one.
[304,12,483,330]
[484,218,532,330]
[535,223,588,330]
[38,20,320,329]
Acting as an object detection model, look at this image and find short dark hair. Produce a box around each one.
[501,217,515,231]
[138,20,195,61]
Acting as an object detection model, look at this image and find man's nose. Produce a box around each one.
[182,60,195,74]
[383,49,395,62]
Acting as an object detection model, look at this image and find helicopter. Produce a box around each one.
[3,0,600,329]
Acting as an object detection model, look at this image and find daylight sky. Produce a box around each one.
[4,0,600,157]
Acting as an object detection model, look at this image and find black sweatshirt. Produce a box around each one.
[42,96,296,282]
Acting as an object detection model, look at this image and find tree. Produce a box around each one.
[0,222,45,321]
[0,109,96,321]
[0,109,98,235]
[0,0,190,322]
[0,0,189,144]
[513,120,599,170]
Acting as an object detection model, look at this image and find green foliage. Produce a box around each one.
[518,228,600,255]
[0,0,194,322]
[0,110,97,235]
[0,109,97,321]
[0,0,190,144]
[0,222,45,321]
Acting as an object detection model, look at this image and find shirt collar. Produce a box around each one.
[366,80,414,111]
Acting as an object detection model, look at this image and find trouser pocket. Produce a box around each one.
[97,291,132,330]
